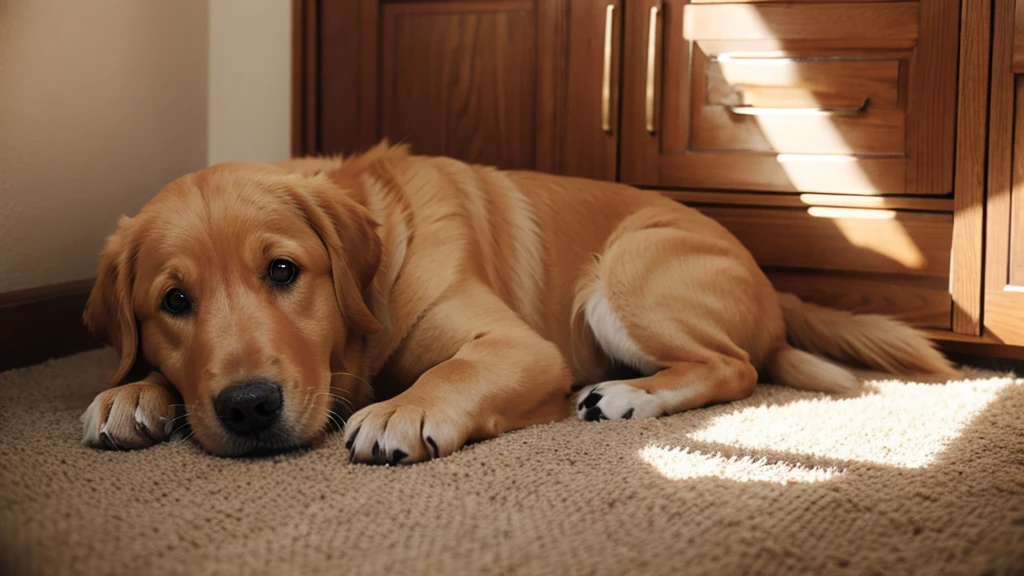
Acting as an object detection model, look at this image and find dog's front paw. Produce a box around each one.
[343,400,469,465]
[81,382,181,450]
[574,381,665,421]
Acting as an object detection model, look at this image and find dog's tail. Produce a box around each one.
[766,292,959,394]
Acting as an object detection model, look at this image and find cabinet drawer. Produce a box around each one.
[766,270,951,330]
[620,0,959,195]
[691,204,953,328]
[694,205,952,277]
[697,57,903,156]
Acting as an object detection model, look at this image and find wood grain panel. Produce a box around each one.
[984,291,1024,346]
[983,0,1024,346]
[618,0,663,185]
[621,1,957,195]
[663,191,953,212]
[696,39,918,55]
[682,3,920,41]
[561,0,622,181]
[706,58,900,109]
[534,0,568,174]
[690,107,906,156]
[690,45,906,157]
[1012,77,1024,286]
[903,0,958,194]
[381,1,538,169]
[695,206,953,277]
[951,0,991,335]
[320,0,379,155]
[1015,0,1024,73]
[986,0,1016,292]
[766,269,951,329]
[660,154,906,195]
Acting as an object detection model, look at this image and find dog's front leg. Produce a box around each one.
[81,372,183,450]
[344,287,573,464]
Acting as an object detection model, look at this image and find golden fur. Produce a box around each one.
[81,143,958,461]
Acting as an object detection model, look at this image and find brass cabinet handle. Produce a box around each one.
[725,98,871,117]
[645,6,659,134]
[602,4,615,133]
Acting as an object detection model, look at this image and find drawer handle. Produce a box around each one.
[725,98,871,117]
[602,4,615,133]
[645,6,659,134]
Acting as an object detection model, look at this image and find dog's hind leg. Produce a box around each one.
[572,205,781,420]
[574,357,757,421]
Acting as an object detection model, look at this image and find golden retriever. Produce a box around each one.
[80,143,957,461]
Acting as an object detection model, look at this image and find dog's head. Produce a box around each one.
[84,163,381,455]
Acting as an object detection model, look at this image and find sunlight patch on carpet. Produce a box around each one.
[685,376,1021,469]
[640,445,842,484]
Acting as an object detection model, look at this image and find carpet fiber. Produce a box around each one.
[2,350,1023,575]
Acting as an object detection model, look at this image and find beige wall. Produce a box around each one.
[208,0,291,166]
[0,0,293,294]
[0,0,209,293]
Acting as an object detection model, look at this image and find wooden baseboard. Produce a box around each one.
[923,329,1024,361]
[0,279,103,372]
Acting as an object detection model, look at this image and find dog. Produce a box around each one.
[80,143,958,462]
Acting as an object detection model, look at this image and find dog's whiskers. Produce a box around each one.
[314,392,354,412]
[329,371,370,389]
[165,406,194,428]
[324,409,347,432]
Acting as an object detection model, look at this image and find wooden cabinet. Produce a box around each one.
[620,0,958,196]
[295,0,1023,351]
[314,0,559,172]
[307,0,621,180]
[982,0,1024,346]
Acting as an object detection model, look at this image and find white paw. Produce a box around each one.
[574,381,666,421]
[81,382,181,450]
[343,399,468,465]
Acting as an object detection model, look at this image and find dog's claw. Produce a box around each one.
[345,426,359,450]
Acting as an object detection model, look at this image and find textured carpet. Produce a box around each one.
[1,349,1023,576]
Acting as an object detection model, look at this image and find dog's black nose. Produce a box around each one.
[214,379,282,435]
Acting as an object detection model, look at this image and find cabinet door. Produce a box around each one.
[316,0,620,178]
[620,0,959,195]
[319,1,556,171]
[560,0,623,180]
[984,75,1024,346]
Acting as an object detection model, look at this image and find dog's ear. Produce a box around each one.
[83,216,142,386]
[288,175,383,335]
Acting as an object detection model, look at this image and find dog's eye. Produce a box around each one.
[163,288,191,315]
[268,259,298,285]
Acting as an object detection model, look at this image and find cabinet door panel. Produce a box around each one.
[621,0,958,195]
[380,1,538,170]
[318,0,619,179]
[320,1,564,172]
[983,76,1024,345]
[984,2,1024,347]
[561,1,623,180]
